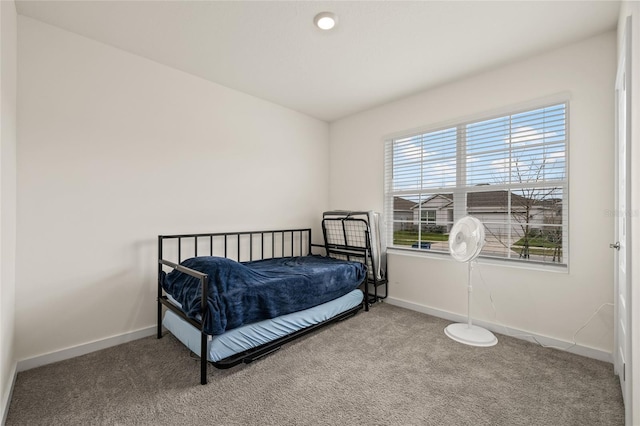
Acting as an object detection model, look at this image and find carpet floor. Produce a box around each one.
[6,303,624,425]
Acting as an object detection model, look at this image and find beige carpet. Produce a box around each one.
[7,303,624,425]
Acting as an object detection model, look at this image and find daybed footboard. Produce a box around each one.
[157,258,209,384]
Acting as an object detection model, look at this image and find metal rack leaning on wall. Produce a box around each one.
[321,210,388,306]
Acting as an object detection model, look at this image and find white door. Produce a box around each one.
[614,16,632,415]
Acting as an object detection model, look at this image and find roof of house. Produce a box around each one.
[414,190,560,210]
[467,191,530,209]
[393,197,417,211]
[412,194,454,210]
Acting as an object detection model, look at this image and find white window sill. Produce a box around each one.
[387,246,569,273]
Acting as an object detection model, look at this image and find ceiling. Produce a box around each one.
[15,1,621,122]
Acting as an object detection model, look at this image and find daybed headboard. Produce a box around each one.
[158,228,312,265]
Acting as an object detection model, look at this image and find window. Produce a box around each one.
[421,210,436,224]
[384,102,568,266]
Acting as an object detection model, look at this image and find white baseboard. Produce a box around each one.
[10,298,613,373]
[2,361,17,425]
[17,326,157,373]
[385,297,613,364]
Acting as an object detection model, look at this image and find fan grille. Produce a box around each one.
[449,216,485,262]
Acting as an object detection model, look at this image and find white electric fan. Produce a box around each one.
[444,216,498,347]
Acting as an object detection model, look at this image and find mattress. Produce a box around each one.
[163,289,363,362]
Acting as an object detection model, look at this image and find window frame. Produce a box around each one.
[421,209,437,224]
[384,100,569,270]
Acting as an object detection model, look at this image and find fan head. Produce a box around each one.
[449,216,485,262]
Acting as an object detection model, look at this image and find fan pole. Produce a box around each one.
[444,260,497,347]
[467,262,473,328]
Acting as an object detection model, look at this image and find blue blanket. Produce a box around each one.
[162,255,366,335]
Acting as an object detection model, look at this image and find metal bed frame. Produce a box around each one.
[157,228,370,385]
[321,212,388,305]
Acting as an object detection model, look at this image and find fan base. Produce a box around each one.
[444,323,498,347]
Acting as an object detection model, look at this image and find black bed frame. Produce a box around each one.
[157,228,372,385]
[321,212,388,305]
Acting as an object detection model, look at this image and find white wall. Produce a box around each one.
[618,2,639,424]
[16,16,330,362]
[0,0,17,420]
[330,32,617,354]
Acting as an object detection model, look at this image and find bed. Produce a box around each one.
[157,228,371,385]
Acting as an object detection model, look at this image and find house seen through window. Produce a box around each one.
[384,102,568,266]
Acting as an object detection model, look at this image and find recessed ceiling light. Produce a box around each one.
[314,12,338,31]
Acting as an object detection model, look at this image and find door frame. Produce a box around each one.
[614,15,632,424]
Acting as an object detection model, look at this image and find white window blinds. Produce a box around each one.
[384,102,568,267]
